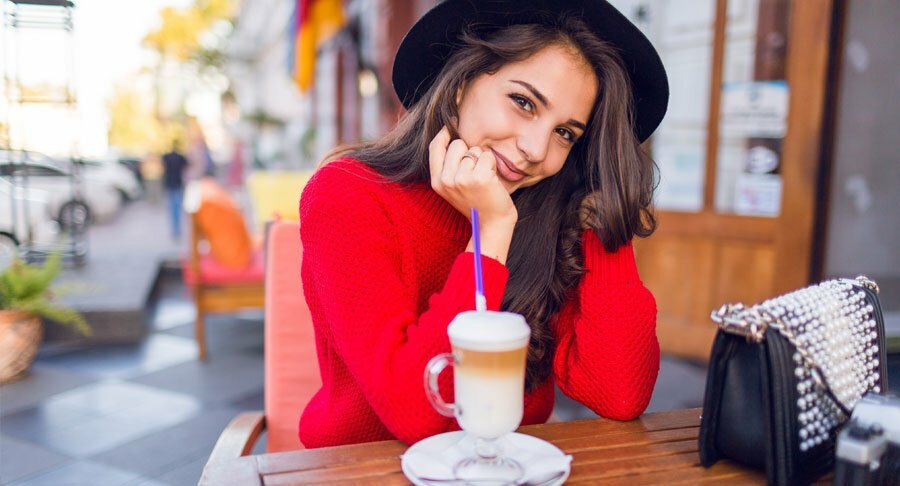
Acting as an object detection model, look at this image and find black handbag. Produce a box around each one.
[699,276,889,485]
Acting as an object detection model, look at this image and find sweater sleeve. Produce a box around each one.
[552,229,660,420]
[299,164,508,444]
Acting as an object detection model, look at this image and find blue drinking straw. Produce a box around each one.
[470,208,487,311]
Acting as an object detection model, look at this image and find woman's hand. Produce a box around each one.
[428,126,517,224]
[429,126,517,264]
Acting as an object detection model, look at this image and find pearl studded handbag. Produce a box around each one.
[698,276,888,485]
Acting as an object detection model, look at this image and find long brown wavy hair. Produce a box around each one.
[340,14,657,390]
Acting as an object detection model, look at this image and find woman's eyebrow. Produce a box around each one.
[511,79,587,131]
[511,80,549,108]
[568,120,587,131]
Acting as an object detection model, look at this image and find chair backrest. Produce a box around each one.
[246,171,314,230]
[263,220,321,452]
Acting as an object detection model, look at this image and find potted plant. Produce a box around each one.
[0,254,90,383]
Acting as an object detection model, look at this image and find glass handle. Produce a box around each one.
[424,353,456,417]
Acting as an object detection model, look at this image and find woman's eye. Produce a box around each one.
[556,128,576,143]
[509,94,533,112]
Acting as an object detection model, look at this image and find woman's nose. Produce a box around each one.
[516,127,551,164]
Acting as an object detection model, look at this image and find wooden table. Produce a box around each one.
[201,408,769,484]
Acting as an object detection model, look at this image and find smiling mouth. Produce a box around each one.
[490,149,528,182]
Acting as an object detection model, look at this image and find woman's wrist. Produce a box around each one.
[466,215,515,265]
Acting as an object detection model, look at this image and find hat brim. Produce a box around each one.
[392,0,669,142]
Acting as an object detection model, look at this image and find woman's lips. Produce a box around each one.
[491,149,527,183]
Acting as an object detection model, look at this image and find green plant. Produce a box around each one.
[0,254,91,336]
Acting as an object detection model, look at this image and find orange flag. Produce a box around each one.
[292,0,346,91]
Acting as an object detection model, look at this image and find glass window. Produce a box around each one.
[21,164,66,177]
[714,0,791,216]
[609,0,716,212]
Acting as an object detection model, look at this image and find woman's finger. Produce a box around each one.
[458,152,477,169]
[455,151,478,185]
[473,148,497,180]
[428,126,452,188]
[442,139,470,186]
[461,146,482,168]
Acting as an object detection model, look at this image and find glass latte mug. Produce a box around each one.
[424,311,531,482]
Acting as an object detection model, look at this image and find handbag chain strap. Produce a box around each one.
[710,275,880,417]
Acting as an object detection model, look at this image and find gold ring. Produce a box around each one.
[460,152,478,163]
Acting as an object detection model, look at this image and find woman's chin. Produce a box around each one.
[501,179,518,194]
[503,180,528,194]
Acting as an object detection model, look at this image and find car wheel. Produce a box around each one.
[0,234,18,270]
[58,200,92,233]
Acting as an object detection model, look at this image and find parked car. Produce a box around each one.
[0,178,59,269]
[76,156,143,201]
[115,156,145,190]
[0,150,122,229]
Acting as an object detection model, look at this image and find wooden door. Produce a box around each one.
[609,0,836,360]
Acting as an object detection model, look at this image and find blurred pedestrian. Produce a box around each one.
[186,118,216,180]
[162,141,188,240]
[226,139,245,189]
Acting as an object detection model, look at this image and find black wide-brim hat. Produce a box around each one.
[392,0,669,142]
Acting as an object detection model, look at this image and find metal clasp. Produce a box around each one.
[711,303,767,343]
[855,275,880,294]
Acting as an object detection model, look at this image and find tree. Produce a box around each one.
[107,82,184,154]
[143,0,233,60]
[142,0,235,119]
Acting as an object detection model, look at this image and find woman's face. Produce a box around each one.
[455,44,598,193]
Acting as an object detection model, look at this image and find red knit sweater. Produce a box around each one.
[297,158,659,448]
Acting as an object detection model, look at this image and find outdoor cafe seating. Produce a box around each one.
[183,179,265,360]
[206,219,320,457]
[194,188,890,486]
[181,172,314,360]
[196,218,780,484]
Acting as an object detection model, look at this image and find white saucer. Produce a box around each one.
[401,431,571,485]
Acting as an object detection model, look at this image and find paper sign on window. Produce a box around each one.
[721,81,790,139]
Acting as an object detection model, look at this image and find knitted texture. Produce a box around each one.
[298,158,659,448]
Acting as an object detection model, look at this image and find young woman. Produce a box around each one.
[298,0,668,448]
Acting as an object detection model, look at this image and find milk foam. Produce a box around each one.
[448,311,530,351]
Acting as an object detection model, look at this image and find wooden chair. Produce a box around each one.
[205,220,320,462]
[184,184,266,360]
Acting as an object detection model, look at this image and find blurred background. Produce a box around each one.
[1,0,897,484]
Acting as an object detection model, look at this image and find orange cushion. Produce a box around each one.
[196,179,252,269]
[264,220,321,452]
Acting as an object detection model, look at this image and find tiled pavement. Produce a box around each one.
[0,197,269,485]
[2,200,899,485]
[0,270,268,485]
